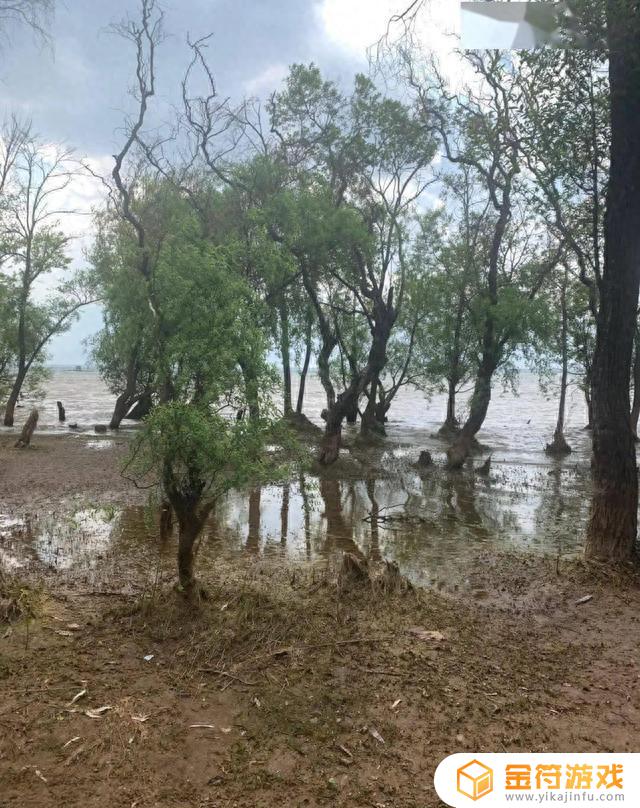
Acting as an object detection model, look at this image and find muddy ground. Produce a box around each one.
[0,434,141,512]
[0,434,639,807]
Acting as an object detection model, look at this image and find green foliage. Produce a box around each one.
[128,402,272,504]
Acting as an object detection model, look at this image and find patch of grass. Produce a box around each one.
[0,573,44,625]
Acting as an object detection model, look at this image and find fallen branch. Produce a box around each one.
[354,666,426,684]
[199,668,259,686]
[233,636,395,671]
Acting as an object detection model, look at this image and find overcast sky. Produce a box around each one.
[0,0,459,364]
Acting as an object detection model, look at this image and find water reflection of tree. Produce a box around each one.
[246,488,261,554]
[280,482,290,546]
[532,466,587,556]
[319,479,364,558]
[366,479,382,563]
[298,474,312,557]
[416,472,493,542]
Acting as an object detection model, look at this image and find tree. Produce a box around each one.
[403,50,562,467]
[544,263,572,455]
[127,403,268,593]
[268,66,436,462]
[0,138,96,426]
[586,0,640,562]
[0,0,53,40]
[517,50,608,427]
[89,208,155,428]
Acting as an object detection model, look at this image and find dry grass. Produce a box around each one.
[2,552,640,807]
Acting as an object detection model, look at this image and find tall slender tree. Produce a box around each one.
[586,0,640,562]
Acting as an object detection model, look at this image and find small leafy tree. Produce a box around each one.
[128,403,269,594]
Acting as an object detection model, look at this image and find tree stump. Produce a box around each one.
[477,454,492,476]
[338,552,369,588]
[15,408,39,448]
[545,433,572,456]
[56,401,66,422]
[417,450,433,468]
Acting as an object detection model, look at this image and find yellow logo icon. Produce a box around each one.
[457,759,494,801]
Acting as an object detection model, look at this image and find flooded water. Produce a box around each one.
[0,367,596,590]
[4,367,591,466]
[0,462,590,593]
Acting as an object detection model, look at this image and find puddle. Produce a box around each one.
[0,460,593,593]
[0,507,120,571]
[86,439,116,451]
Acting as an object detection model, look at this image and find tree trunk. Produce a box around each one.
[546,269,572,456]
[110,391,136,430]
[584,382,594,429]
[278,300,293,415]
[360,380,376,433]
[446,167,510,469]
[177,518,201,592]
[109,354,139,430]
[374,385,390,426]
[14,408,38,448]
[447,358,495,469]
[159,500,173,541]
[631,328,640,439]
[360,378,385,437]
[239,358,260,420]
[345,395,359,425]
[296,316,313,415]
[4,366,27,427]
[126,391,153,421]
[318,299,395,465]
[440,287,466,436]
[439,377,460,436]
[586,0,640,563]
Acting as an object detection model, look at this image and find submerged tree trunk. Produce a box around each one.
[360,377,385,437]
[280,482,290,545]
[546,269,572,456]
[296,315,313,415]
[4,365,27,427]
[110,392,135,430]
[246,488,261,553]
[318,299,395,465]
[110,354,140,430]
[439,377,460,436]
[126,391,153,421]
[447,357,495,469]
[586,1,640,563]
[440,288,466,436]
[14,408,38,448]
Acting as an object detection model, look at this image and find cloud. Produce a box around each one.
[315,0,402,61]
[244,63,289,97]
